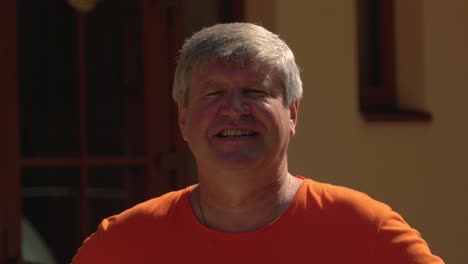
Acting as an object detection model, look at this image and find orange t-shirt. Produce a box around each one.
[72,177,444,263]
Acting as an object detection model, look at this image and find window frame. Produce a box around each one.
[356,0,432,123]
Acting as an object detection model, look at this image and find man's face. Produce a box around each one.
[178,60,299,172]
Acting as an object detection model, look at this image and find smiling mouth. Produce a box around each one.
[217,130,257,138]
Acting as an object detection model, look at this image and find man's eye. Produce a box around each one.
[246,89,268,96]
[204,90,222,97]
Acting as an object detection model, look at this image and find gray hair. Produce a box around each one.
[172,23,303,106]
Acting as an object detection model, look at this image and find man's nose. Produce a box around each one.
[222,90,250,117]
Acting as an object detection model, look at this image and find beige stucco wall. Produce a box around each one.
[247,0,467,263]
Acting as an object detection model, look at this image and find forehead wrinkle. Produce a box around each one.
[190,60,283,97]
[202,80,226,90]
[199,69,269,87]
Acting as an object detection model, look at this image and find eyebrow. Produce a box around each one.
[202,76,271,89]
[201,80,225,90]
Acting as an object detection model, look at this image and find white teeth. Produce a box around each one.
[220,130,255,137]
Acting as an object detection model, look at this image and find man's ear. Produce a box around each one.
[289,100,299,136]
[178,105,188,141]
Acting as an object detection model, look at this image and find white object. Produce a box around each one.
[21,217,57,264]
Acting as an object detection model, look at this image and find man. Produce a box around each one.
[72,23,443,263]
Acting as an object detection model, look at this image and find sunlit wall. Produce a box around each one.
[246,0,468,263]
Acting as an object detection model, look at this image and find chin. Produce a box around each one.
[211,152,263,169]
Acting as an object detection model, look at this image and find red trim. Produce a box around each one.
[169,0,189,188]
[141,0,173,196]
[21,157,147,167]
[380,0,396,91]
[217,0,245,22]
[77,13,89,238]
[359,0,397,112]
[231,0,245,21]
[0,0,21,261]
[362,110,432,123]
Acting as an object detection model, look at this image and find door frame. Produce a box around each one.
[0,0,245,262]
[0,1,21,262]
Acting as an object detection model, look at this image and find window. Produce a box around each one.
[3,1,246,262]
[356,0,431,122]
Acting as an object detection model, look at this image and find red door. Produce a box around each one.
[1,0,243,262]
[3,1,187,263]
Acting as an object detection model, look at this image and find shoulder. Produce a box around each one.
[72,186,193,263]
[111,187,190,226]
[98,186,193,238]
[298,178,444,263]
[300,178,391,223]
[297,178,398,244]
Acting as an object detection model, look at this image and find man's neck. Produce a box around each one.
[190,172,303,233]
